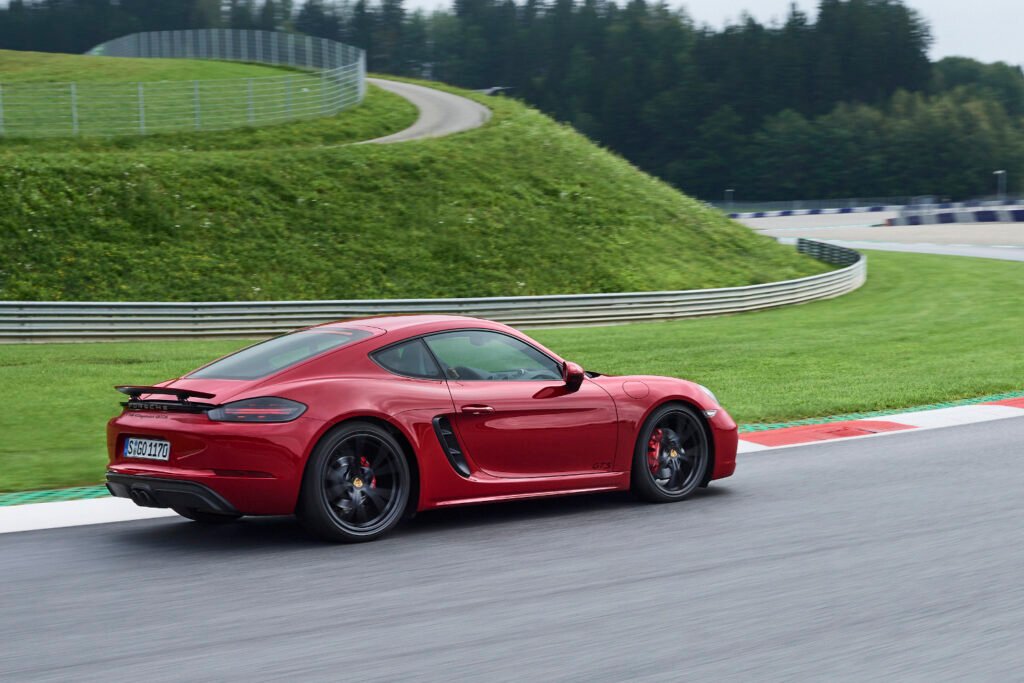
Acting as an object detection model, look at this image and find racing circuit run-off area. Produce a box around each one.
[2,1,1024,680]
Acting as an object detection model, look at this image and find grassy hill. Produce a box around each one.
[0,52,828,301]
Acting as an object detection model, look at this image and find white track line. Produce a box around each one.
[0,498,175,535]
[886,405,1023,428]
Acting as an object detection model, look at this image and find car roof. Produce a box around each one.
[316,315,505,337]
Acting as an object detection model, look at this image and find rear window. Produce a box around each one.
[189,329,372,380]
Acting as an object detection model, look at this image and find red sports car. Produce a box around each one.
[107,315,737,542]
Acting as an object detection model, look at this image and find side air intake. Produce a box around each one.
[433,416,471,477]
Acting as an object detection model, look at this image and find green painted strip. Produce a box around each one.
[2,389,1022,507]
[0,484,109,507]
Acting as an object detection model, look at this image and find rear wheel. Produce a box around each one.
[171,507,242,524]
[631,404,710,503]
[298,421,411,543]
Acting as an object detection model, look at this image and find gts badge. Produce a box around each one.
[592,461,612,470]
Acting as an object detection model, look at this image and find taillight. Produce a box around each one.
[207,397,307,423]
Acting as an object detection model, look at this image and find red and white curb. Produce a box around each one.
[738,398,1024,453]
[3,398,1023,535]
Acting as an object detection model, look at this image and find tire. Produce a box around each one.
[631,403,710,503]
[297,421,411,543]
[171,507,242,524]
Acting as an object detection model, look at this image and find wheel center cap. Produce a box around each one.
[669,450,679,458]
[352,477,364,488]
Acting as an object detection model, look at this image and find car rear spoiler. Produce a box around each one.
[116,386,217,401]
[116,385,218,413]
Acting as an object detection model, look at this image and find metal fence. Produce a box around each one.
[0,29,365,137]
[0,240,865,341]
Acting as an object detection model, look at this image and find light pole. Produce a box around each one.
[724,188,735,211]
[993,170,1006,201]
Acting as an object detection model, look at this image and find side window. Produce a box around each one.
[371,339,443,379]
[424,330,562,381]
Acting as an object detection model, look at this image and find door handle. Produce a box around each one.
[461,405,495,415]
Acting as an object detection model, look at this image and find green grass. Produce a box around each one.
[533,251,1024,422]
[1,250,1020,493]
[0,72,827,301]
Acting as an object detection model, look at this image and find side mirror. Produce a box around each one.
[562,361,585,393]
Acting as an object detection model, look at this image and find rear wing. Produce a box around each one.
[115,385,216,413]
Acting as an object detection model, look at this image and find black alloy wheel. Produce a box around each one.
[631,404,710,503]
[298,421,411,542]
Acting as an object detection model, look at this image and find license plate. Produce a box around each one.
[123,437,171,461]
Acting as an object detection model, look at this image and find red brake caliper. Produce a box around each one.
[360,456,376,488]
[647,428,663,474]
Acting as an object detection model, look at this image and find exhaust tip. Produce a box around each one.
[129,488,155,507]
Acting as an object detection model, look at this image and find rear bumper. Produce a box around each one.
[106,473,239,515]
[107,412,322,514]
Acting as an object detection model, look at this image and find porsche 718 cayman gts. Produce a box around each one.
[107,316,737,542]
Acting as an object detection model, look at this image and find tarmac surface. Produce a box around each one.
[363,78,491,144]
[742,213,1024,261]
[3,417,1023,681]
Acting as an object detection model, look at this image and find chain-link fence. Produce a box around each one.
[0,29,365,138]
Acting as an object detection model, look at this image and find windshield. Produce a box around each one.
[188,329,372,380]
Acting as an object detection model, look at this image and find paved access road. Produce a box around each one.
[738,211,900,230]
[3,417,1023,681]
[364,78,492,143]
[741,213,1024,261]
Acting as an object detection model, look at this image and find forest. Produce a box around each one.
[1,0,1022,200]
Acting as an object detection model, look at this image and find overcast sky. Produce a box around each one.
[405,0,1024,66]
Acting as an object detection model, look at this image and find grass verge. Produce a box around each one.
[0,250,1020,493]
[0,73,825,301]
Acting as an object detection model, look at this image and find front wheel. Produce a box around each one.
[297,421,411,543]
[631,404,710,503]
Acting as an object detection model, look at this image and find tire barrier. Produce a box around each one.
[887,207,1024,226]
[731,198,1022,220]
[730,205,900,219]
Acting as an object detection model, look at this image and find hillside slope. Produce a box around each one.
[0,68,828,301]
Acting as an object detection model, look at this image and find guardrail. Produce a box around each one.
[0,240,864,341]
[0,29,365,137]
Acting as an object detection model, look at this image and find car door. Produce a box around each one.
[423,329,617,478]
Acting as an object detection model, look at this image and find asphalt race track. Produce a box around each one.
[363,78,492,143]
[2,417,1022,681]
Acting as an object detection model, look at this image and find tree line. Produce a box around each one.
[1,0,1022,200]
